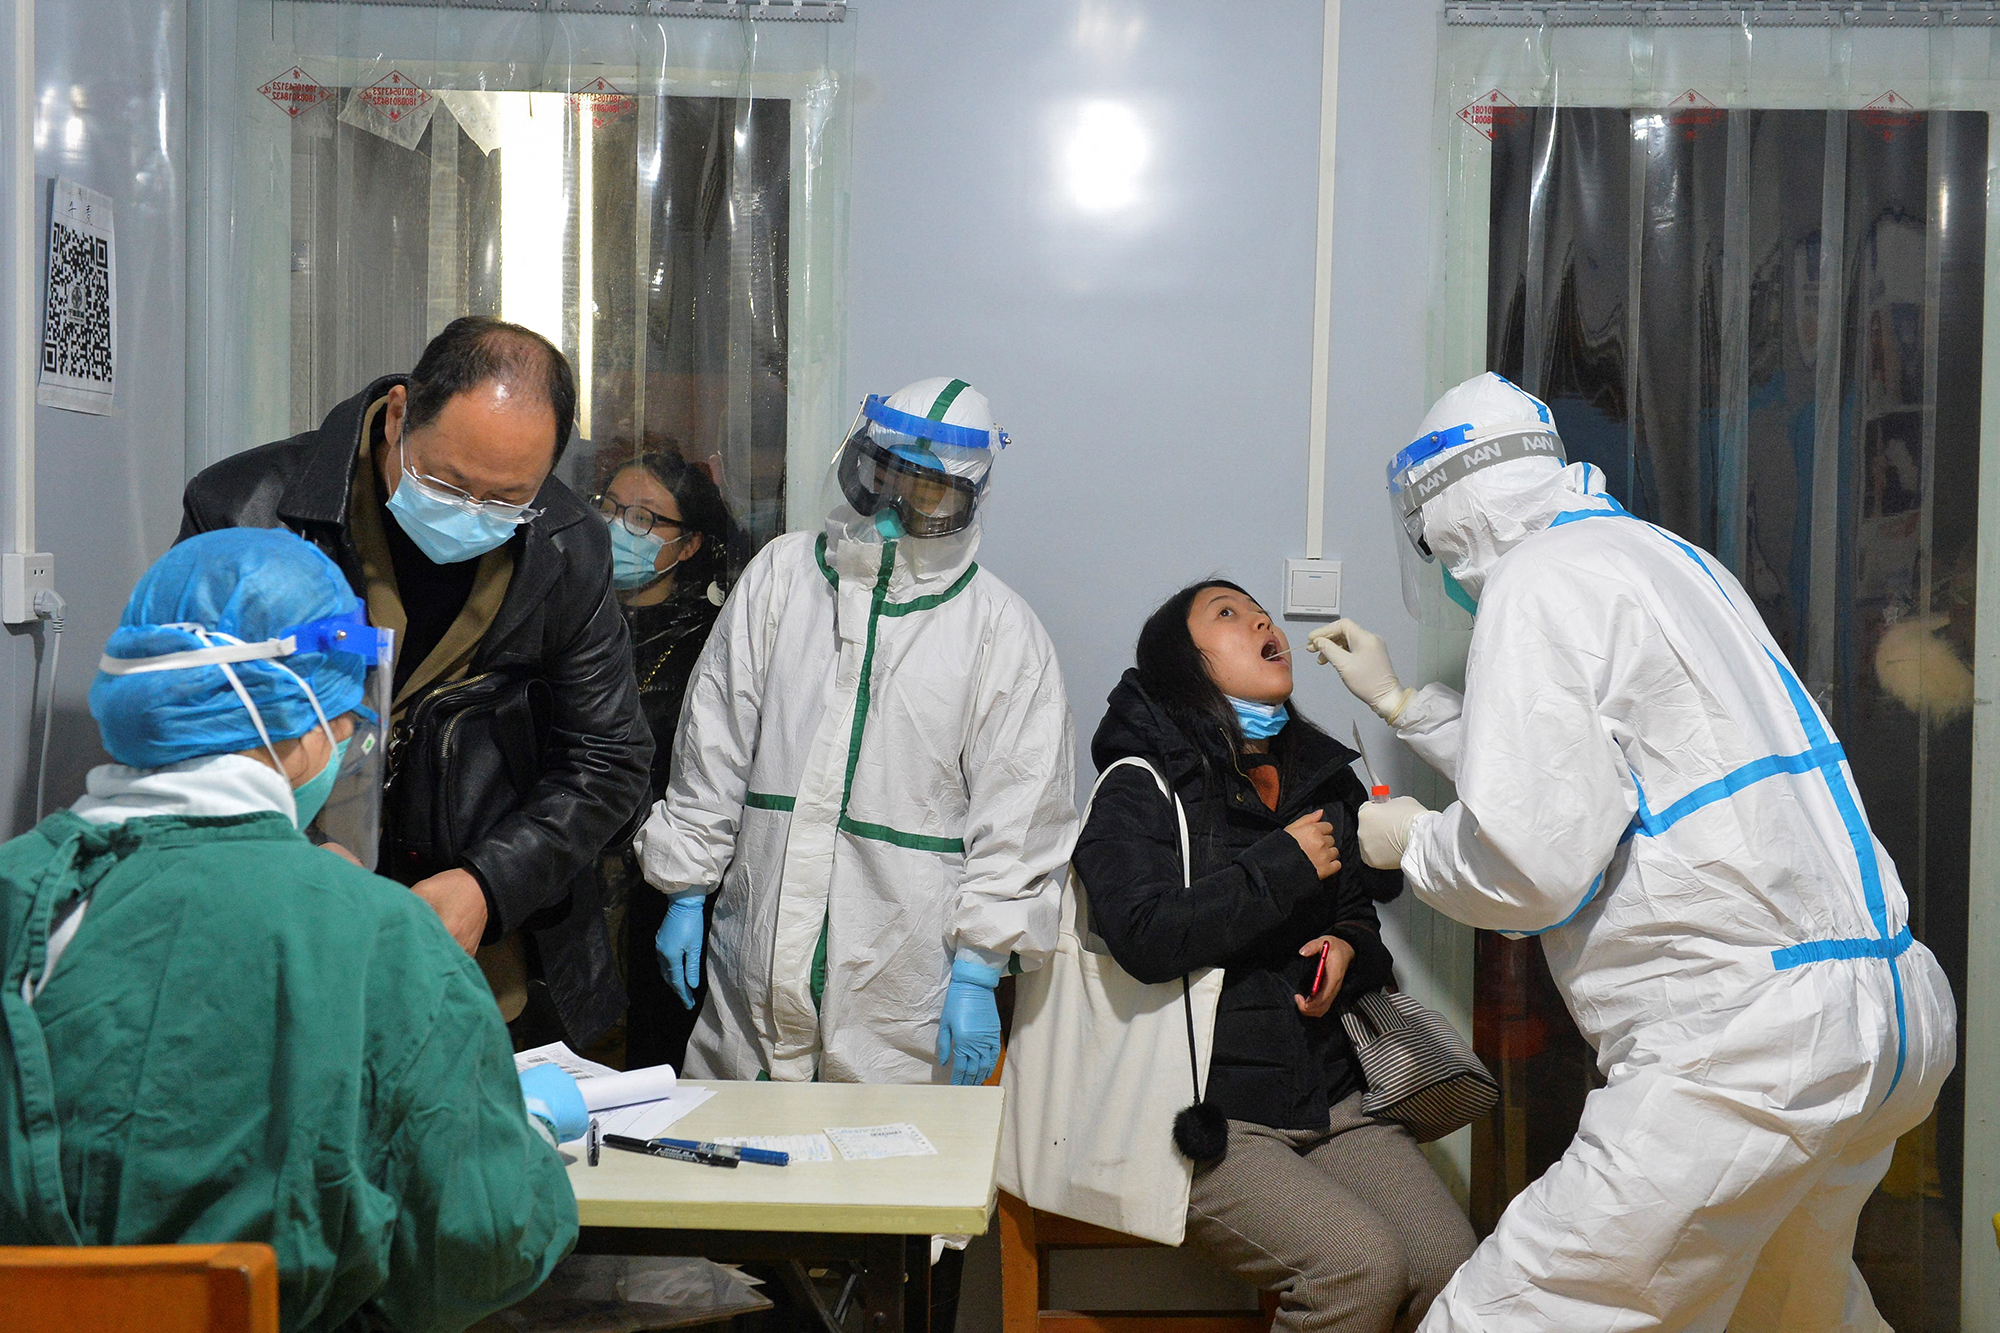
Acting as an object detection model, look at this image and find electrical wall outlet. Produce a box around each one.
[1282,557,1341,620]
[2,552,55,625]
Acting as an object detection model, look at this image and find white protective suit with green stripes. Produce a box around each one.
[634,515,1077,1084]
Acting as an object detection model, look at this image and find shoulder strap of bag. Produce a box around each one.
[1082,757,1209,1107]
[1083,756,1190,889]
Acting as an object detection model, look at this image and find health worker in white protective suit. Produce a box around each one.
[1309,372,1956,1332]
[634,378,1078,1088]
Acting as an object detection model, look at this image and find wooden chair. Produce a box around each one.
[988,990,1275,1333]
[998,1191,1278,1333]
[0,1243,279,1333]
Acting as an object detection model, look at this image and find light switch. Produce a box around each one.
[1283,558,1341,620]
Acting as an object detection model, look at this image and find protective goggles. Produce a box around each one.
[836,430,985,538]
[97,607,397,867]
[1386,421,1567,561]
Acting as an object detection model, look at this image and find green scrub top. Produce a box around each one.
[0,811,578,1333]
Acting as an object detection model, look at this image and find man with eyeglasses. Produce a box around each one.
[178,316,652,1052]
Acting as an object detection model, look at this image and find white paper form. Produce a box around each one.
[591,1091,716,1141]
[513,1043,715,1144]
[515,1041,618,1080]
[714,1134,838,1164]
[824,1123,937,1161]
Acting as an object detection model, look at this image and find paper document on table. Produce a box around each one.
[824,1123,937,1161]
[592,1086,716,1141]
[513,1043,712,1144]
[715,1133,837,1164]
[514,1041,618,1080]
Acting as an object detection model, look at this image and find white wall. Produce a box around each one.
[847,0,1445,841]
[0,0,187,837]
[842,0,1449,1321]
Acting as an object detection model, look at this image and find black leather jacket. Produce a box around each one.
[178,376,653,1046]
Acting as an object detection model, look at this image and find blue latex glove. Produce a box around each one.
[936,955,1003,1086]
[519,1063,590,1143]
[655,893,708,1009]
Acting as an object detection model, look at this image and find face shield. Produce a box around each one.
[295,612,396,867]
[1387,421,1565,618]
[94,606,395,863]
[824,394,1003,541]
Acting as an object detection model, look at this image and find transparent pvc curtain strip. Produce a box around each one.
[201,0,851,550]
[1433,16,2000,1326]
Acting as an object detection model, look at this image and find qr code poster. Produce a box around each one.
[37,178,116,415]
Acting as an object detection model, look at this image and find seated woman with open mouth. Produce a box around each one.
[1073,578,1476,1333]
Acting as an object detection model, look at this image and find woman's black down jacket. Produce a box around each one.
[1072,670,1401,1132]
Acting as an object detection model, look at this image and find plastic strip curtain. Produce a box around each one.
[1430,13,2000,1326]
[204,1,853,550]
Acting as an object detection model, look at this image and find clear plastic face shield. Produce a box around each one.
[94,607,396,864]
[1387,422,1566,618]
[825,394,1004,540]
[295,613,396,866]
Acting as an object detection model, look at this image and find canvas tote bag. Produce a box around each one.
[998,757,1223,1246]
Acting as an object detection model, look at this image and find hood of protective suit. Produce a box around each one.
[867,376,1001,491]
[1401,373,1612,603]
[822,375,1001,590]
[1422,457,1613,601]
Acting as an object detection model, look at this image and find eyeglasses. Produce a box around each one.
[400,437,545,525]
[592,493,689,541]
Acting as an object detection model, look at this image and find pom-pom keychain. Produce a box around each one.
[1173,976,1228,1165]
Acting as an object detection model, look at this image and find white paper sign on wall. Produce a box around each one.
[37,178,116,416]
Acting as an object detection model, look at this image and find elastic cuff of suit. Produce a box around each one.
[950,952,1003,988]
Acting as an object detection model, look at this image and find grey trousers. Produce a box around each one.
[1185,1093,1477,1333]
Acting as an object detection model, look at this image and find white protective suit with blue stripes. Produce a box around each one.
[1394,391,1955,1331]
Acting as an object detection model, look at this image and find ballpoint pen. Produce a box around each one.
[587,1117,600,1167]
[655,1136,791,1167]
[603,1133,739,1168]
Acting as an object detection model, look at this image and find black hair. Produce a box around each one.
[1135,578,1318,782]
[406,316,579,462]
[1137,579,1253,759]
[604,445,748,595]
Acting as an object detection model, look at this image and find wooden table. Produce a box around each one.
[566,1081,1003,1332]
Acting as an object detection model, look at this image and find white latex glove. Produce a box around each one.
[1308,619,1415,724]
[1358,796,1431,870]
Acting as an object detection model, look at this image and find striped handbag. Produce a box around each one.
[1339,986,1498,1143]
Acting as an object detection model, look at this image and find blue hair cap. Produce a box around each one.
[91,528,368,768]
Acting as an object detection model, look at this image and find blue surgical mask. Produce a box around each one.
[386,473,521,565]
[292,735,349,829]
[1227,695,1290,740]
[609,519,673,590]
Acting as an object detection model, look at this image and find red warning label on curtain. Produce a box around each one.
[1859,91,1919,140]
[358,71,432,124]
[1458,89,1521,141]
[1666,89,1724,138]
[569,78,638,130]
[257,67,334,118]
